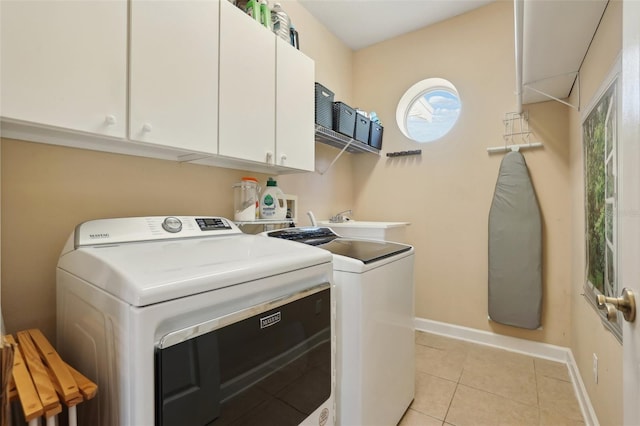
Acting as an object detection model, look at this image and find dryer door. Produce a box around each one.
[155,284,332,426]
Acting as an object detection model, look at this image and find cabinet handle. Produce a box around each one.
[105,115,117,126]
[280,154,287,165]
[142,123,153,133]
[266,151,273,165]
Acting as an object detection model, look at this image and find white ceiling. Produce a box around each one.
[298,0,608,105]
[297,0,494,50]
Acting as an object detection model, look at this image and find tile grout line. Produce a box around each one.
[533,358,542,426]
[456,348,542,412]
[440,348,468,426]
[451,381,540,409]
[442,378,460,426]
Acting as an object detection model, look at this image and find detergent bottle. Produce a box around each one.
[271,3,290,43]
[260,0,271,29]
[260,177,286,220]
[245,0,261,22]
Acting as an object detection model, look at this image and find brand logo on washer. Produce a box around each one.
[260,312,281,329]
[89,233,110,239]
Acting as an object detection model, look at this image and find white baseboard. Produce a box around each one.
[565,349,600,426]
[414,317,599,426]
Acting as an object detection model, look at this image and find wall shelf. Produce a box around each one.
[314,124,380,155]
[234,219,295,232]
[234,219,294,226]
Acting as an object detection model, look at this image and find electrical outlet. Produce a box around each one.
[593,353,598,384]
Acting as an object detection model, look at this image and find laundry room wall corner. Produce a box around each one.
[351,1,572,347]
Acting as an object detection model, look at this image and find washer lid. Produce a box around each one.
[57,233,332,307]
[318,238,412,264]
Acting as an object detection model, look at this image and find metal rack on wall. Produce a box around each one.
[486,111,543,154]
[314,124,380,154]
[314,124,380,175]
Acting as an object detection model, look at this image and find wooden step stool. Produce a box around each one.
[2,329,97,426]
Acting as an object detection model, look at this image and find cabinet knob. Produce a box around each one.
[105,115,117,126]
[280,154,287,164]
[142,123,153,133]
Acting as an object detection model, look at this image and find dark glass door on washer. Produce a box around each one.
[155,287,331,426]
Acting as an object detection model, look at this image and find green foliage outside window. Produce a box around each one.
[583,84,615,295]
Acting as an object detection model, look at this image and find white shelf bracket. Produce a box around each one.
[522,71,581,111]
[316,138,353,175]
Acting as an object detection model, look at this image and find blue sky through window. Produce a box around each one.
[406,89,461,142]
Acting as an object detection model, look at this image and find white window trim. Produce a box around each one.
[582,55,622,342]
[396,78,460,142]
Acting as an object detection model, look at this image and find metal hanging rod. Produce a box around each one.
[487,142,544,154]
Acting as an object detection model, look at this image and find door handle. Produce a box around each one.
[597,288,636,322]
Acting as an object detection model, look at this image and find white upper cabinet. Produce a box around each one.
[1,0,315,173]
[218,0,276,165]
[129,0,219,154]
[0,0,127,138]
[276,38,315,171]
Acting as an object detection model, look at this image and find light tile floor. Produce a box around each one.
[399,331,585,426]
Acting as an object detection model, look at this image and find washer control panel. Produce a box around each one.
[196,217,232,231]
[74,216,240,247]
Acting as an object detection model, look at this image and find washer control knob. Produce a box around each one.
[162,216,183,233]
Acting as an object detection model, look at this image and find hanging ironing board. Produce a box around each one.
[488,151,542,329]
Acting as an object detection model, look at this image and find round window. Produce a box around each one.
[396,78,461,143]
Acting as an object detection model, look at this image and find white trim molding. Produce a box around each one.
[415,317,599,426]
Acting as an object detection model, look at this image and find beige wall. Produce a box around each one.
[352,1,572,346]
[280,0,353,105]
[569,1,623,425]
[276,0,356,221]
[0,0,355,341]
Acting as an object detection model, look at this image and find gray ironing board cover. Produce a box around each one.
[488,151,542,329]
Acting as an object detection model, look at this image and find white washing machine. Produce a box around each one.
[264,227,415,426]
[56,216,335,426]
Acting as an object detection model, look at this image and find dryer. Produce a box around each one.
[264,227,415,426]
[56,216,335,426]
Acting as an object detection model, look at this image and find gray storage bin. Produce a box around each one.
[315,83,334,129]
[332,102,356,137]
[369,123,384,150]
[354,113,371,143]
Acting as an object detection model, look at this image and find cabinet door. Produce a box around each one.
[219,0,276,164]
[275,38,315,171]
[130,0,218,154]
[0,0,127,137]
